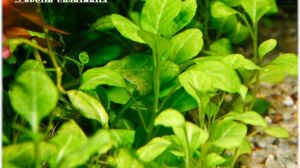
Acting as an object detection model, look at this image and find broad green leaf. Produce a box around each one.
[213,120,247,149]
[80,67,126,90]
[169,28,203,64]
[239,139,252,155]
[3,142,57,167]
[263,126,289,138]
[220,0,241,7]
[9,70,58,132]
[162,88,198,112]
[259,39,277,60]
[141,0,181,36]
[261,53,298,83]
[224,111,267,127]
[179,60,241,100]
[155,109,185,128]
[206,153,226,167]
[168,0,197,36]
[137,137,171,162]
[110,129,135,148]
[91,15,114,31]
[16,59,44,76]
[3,163,19,168]
[211,15,238,36]
[209,38,233,56]
[87,45,122,67]
[185,122,209,151]
[129,11,141,26]
[222,54,260,70]
[115,149,144,168]
[59,129,114,168]
[3,63,15,78]
[111,14,144,43]
[211,1,237,18]
[229,22,249,44]
[241,0,276,24]
[106,53,179,95]
[107,87,130,104]
[138,30,171,62]
[50,120,87,166]
[68,90,109,127]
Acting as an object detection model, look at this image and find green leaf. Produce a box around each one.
[91,15,114,31]
[138,30,171,62]
[59,129,114,168]
[239,139,252,155]
[222,54,260,70]
[68,90,109,127]
[111,14,144,43]
[115,149,144,168]
[169,28,203,64]
[241,0,276,24]
[162,88,198,112]
[209,38,233,56]
[16,59,44,76]
[263,126,289,138]
[9,70,58,132]
[79,51,89,65]
[206,153,226,167]
[239,85,248,101]
[220,0,241,7]
[211,1,237,18]
[229,22,249,44]
[137,137,171,162]
[224,111,267,127]
[80,67,126,90]
[87,45,122,67]
[107,87,130,104]
[185,122,209,151]
[155,109,185,128]
[213,120,247,149]
[3,163,20,168]
[141,0,182,37]
[3,142,57,167]
[109,129,135,148]
[179,60,241,99]
[50,120,87,166]
[261,53,298,83]
[211,15,238,36]
[168,0,197,36]
[106,53,179,95]
[259,39,277,61]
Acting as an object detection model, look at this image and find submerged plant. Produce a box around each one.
[3,0,297,168]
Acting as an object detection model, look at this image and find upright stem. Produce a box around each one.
[33,129,40,168]
[183,127,191,168]
[250,23,260,109]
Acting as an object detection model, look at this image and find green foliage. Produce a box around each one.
[4,0,296,168]
[9,70,58,132]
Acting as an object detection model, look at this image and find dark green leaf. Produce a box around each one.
[209,38,233,56]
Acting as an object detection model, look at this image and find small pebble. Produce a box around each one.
[283,96,294,106]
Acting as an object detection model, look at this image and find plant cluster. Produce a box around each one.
[3,0,297,168]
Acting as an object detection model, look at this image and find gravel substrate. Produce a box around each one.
[241,77,298,168]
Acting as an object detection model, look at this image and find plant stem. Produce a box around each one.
[147,45,161,139]
[183,127,191,168]
[230,148,240,168]
[250,23,260,109]
[37,3,66,94]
